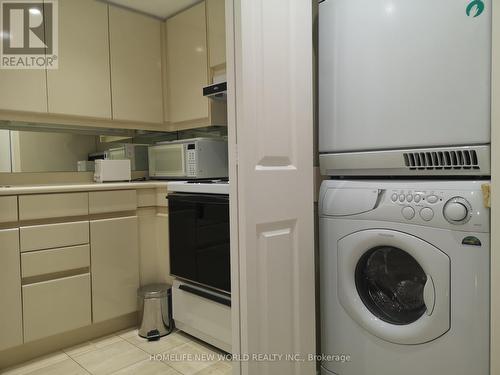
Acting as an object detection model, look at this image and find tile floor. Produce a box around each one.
[2,329,232,375]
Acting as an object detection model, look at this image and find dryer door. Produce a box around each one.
[338,229,450,345]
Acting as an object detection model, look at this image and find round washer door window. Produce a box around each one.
[337,229,450,345]
[355,246,427,325]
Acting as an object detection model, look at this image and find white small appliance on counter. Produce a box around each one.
[94,159,131,183]
[149,138,228,180]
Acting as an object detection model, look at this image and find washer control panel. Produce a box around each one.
[319,180,490,233]
[388,188,478,229]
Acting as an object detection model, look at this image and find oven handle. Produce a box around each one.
[178,284,231,307]
[166,193,229,203]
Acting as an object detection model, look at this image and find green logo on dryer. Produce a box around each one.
[466,0,485,17]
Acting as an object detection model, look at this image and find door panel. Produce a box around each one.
[169,193,230,292]
[233,0,316,373]
[90,216,139,322]
[166,2,209,124]
[47,0,111,118]
[109,6,163,123]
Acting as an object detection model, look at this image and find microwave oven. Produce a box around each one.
[149,138,228,179]
[106,144,149,171]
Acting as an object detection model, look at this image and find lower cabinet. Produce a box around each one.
[0,229,23,351]
[23,274,92,342]
[90,216,140,323]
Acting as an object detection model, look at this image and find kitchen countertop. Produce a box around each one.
[0,181,170,195]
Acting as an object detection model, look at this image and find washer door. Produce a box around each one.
[338,229,450,345]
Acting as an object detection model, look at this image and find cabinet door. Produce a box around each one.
[0,71,47,112]
[47,0,111,118]
[109,7,163,124]
[206,0,226,69]
[0,229,23,351]
[23,274,91,342]
[90,216,139,323]
[166,2,209,124]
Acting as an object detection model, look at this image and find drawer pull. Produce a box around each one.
[178,284,231,307]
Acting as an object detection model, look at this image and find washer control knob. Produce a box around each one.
[402,206,415,220]
[391,193,398,202]
[414,194,422,203]
[420,207,434,221]
[399,194,406,203]
[443,197,471,224]
[406,194,413,202]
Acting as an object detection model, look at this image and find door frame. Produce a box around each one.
[225,0,241,373]
[491,2,499,375]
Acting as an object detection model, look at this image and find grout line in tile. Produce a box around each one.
[66,355,92,375]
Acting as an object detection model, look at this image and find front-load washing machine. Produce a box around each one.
[319,180,490,375]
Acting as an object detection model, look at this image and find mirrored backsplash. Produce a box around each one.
[0,123,227,173]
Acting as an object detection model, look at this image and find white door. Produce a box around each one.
[229,0,316,374]
[338,230,450,345]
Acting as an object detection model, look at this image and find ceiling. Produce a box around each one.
[104,0,203,19]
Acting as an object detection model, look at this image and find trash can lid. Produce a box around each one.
[138,283,171,298]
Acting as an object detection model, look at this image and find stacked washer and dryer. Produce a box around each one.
[318,1,491,375]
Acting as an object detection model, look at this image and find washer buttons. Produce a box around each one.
[391,193,399,202]
[420,207,434,221]
[406,194,413,203]
[402,206,415,220]
[414,194,422,203]
[399,194,406,203]
[427,195,439,204]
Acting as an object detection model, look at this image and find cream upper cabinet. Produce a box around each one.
[109,6,163,124]
[166,2,210,125]
[0,229,23,351]
[206,0,226,69]
[46,0,111,118]
[0,71,47,113]
[90,216,140,323]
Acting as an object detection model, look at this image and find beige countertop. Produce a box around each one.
[0,181,170,195]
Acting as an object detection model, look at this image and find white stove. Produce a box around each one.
[167,179,229,195]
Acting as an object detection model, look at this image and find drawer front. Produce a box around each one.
[19,192,88,221]
[89,190,137,214]
[0,196,18,223]
[172,280,232,350]
[20,221,89,252]
[23,274,91,342]
[22,244,90,278]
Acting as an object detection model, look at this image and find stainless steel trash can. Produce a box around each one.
[138,283,174,340]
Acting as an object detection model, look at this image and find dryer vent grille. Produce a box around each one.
[403,150,479,170]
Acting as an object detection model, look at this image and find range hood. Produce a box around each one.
[203,82,227,101]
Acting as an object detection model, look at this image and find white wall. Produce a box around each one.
[0,130,11,173]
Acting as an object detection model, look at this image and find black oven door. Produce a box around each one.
[168,193,230,293]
